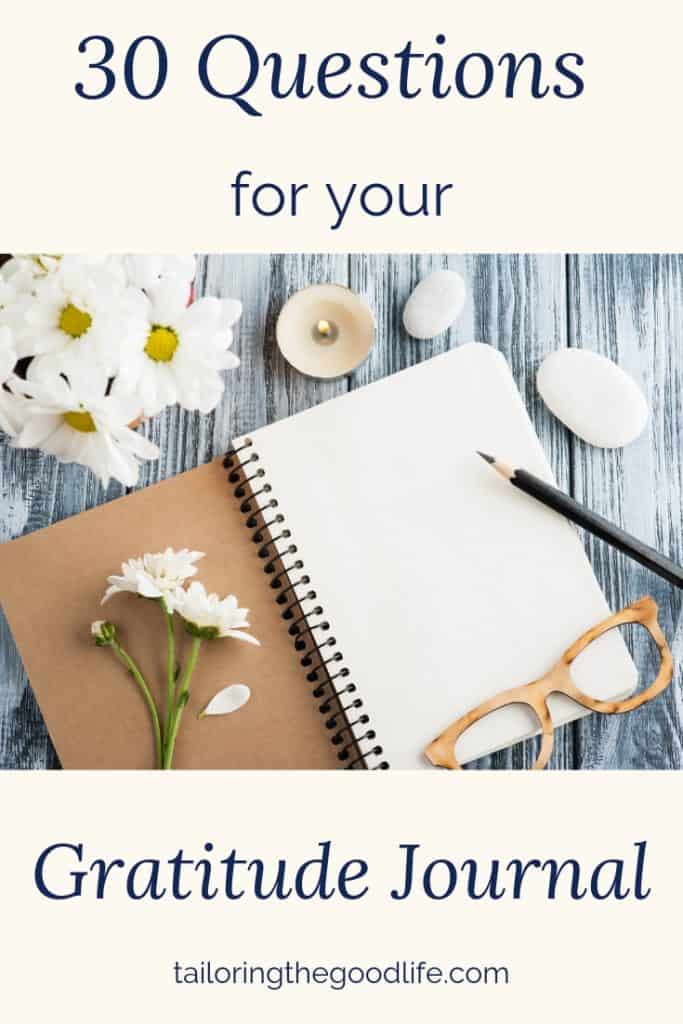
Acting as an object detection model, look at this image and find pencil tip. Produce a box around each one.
[476,451,495,464]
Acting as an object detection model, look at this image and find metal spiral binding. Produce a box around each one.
[224,440,389,770]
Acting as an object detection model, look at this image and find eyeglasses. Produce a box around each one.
[425,597,673,771]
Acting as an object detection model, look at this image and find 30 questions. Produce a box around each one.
[75,33,585,114]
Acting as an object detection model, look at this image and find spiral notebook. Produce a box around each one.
[0,343,636,769]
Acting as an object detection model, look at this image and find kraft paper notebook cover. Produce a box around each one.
[0,344,636,769]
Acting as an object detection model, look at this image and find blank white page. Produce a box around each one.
[240,345,636,768]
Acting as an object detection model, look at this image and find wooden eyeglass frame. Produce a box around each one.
[425,597,673,771]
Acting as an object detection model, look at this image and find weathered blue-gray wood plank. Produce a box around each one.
[0,446,125,768]
[567,255,683,769]
[1,254,681,769]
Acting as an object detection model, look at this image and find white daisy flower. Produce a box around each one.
[0,259,40,342]
[121,255,196,292]
[115,275,242,417]
[0,324,18,382]
[0,324,25,436]
[176,581,260,644]
[15,260,127,375]
[0,279,23,317]
[12,365,159,487]
[102,547,205,607]
[1,258,39,307]
[59,254,127,283]
[15,254,113,276]
[2,255,57,286]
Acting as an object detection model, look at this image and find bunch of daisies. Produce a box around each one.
[94,547,258,769]
[0,254,242,486]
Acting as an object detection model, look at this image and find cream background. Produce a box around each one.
[0,0,681,251]
[3,3,683,1017]
[0,771,680,1021]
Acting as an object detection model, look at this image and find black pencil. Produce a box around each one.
[477,451,683,589]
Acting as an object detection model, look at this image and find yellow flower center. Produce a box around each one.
[145,325,179,362]
[59,303,92,339]
[63,410,97,433]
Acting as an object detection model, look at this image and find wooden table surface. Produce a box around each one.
[1,254,682,770]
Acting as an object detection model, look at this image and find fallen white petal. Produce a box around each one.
[200,684,251,718]
[223,629,260,646]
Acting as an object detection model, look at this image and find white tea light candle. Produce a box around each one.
[276,284,375,379]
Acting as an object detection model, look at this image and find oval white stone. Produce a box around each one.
[402,270,466,340]
[537,348,649,448]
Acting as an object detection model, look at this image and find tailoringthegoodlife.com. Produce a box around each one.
[172,959,511,990]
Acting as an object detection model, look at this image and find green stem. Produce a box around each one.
[162,636,202,770]
[161,600,176,746]
[111,641,163,770]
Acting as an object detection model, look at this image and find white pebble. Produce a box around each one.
[537,348,649,448]
[402,270,466,340]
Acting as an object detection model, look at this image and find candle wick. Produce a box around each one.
[313,318,338,344]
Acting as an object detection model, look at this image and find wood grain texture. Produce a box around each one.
[0,254,680,770]
[567,255,683,769]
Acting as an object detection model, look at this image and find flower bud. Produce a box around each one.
[91,620,116,646]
